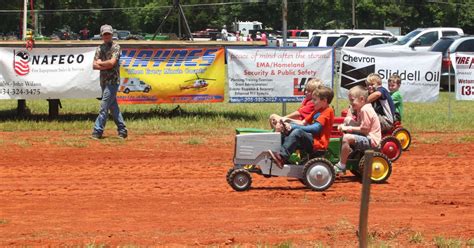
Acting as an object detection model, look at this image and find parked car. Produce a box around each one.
[308,33,343,47]
[308,29,393,47]
[429,35,474,90]
[283,29,323,47]
[332,34,395,73]
[372,27,464,51]
[333,34,393,48]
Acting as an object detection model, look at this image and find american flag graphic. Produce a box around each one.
[13,50,30,76]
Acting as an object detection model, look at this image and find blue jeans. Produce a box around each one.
[280,129,314,160]
[93,84,127,135]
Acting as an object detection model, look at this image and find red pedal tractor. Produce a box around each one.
[331,109,407,162]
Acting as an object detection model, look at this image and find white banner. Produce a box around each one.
[453,52,474,100]
[339,48,442,102]
[0,47,100,99]
[226,48,333,103]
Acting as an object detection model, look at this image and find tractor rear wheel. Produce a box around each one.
[393,127,411,151]
[358,152,392,183]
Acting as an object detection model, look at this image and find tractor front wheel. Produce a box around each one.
[303,158,335,191]
[379,136,402,162]
[227,169,252,191]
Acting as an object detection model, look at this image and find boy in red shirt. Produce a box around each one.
[269,79,322,132]
[269,85,335,168]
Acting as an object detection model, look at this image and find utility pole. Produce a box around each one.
[352,0,356,29]
[23,0,28,39]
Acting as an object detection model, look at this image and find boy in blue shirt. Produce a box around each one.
[366,73,396,132]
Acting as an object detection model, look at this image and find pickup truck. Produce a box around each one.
[372,27,464,51]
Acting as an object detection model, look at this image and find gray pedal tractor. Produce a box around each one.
[226,129,335,192]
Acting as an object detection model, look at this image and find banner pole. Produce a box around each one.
[281,0,288,116]
[335,49,339,115]
[448,52,452,119]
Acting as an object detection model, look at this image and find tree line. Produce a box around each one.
[1,0,473,36]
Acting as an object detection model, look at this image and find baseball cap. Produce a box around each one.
[100,24,113,35]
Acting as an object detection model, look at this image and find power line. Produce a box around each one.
[0,1,266,13]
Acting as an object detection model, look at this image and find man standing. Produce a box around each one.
[221,25,228,41]
[91,24,127,139]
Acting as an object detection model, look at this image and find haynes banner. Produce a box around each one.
[226,48,333,103]
[339,48,442,102]
[0,47,100,99]
[453,52,474,101]
[118,47,225,104]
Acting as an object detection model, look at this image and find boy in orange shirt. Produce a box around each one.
[269,85,335,168]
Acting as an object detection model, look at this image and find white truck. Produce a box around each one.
[232,21,263,37]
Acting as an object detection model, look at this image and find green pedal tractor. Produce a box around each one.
[226,128,392,192]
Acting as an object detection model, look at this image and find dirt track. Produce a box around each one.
[0,131,473,246]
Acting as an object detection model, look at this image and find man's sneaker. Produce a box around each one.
[91,133,102,140]
[334,162,346,176]
[268,150,284,169]
[118,132,128,139]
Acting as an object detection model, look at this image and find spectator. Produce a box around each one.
[221,25,228,41]
[91,24,128,140]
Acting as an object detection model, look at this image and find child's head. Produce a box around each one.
[388,74,401,93]
[304,79,323,99]
[348,85,368,112]
[365,73,382,93]
[312,85,334,110]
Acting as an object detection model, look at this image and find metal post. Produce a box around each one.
[359,150,373,248]
[17,99,27,115]
[177,4,194,41]
[48,99,61,118]
[23,0,28,39]
[282,0,288,116]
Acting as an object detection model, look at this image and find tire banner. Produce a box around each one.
[118,47,225,104]
[226,47,333,103]
[452,52,474,101]
[0,47,100,99]
[339,48,442,102]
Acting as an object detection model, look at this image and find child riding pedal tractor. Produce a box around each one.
[227,86,336,192]
[333,85,392,182]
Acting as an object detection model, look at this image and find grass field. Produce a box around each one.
[0,92,472,134]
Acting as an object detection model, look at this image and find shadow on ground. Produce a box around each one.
[0,106,259,122]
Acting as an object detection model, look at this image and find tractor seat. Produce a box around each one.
[311,149,327,158]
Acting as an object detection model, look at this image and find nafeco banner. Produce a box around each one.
[0,47,100,99]
[118,47,225,104]
[226,48,333,103]
[453,52,474,101]
[339,48,442,102]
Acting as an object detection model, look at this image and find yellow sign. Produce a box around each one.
[117,47,225,104]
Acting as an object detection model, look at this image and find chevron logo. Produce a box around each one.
[340,63,375,90]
